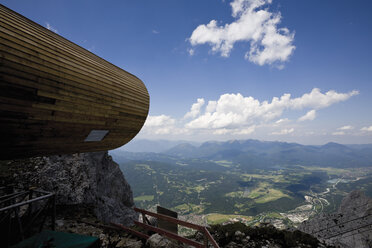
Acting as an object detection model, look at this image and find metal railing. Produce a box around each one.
[0,187,56,247]
[132,207,219,248]
[112,207,219,247]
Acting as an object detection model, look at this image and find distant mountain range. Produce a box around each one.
[111,139,372,168]
[117,139,201,153]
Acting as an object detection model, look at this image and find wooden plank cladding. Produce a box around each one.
[0,4,149,160]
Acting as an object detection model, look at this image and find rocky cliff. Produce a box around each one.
[0,151,137,226]
[299,190,372,248]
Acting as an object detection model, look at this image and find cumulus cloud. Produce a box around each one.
[188,0,295,66]
[271,128,294,135]
[213,126,256,135]
[45,22,58,33]
[298,110,316,122]
[185,88,357,130]
[213,128,232,135]
[144,115,175,127]
[141,88,358,139]
[361,125,372,132]
[275,118,290,124]
[338,125,354,130]
[332,131,345,136]
[184,98,205,119]
[331,125,354,136]
[235,125,256,135]
[142,115,188,135]
[290,88,359,109]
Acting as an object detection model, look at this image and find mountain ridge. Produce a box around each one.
[111,139,372,168]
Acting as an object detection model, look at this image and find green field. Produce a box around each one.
[120,159,372,224]
[134,195,154,201]
[206,213,253,225]
[225,182,291,203]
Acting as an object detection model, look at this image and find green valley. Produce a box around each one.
[111,139,372,229]
[117,155,372,229]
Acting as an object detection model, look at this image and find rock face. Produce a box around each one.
[146,234,176,248]
[207,222,326,248]
[299,190,372,248]
[4,151,137,226]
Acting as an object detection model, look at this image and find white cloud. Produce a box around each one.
[234,125,256,135]
[45,22,58,34]
[185,88,357,130]
[338,125,354,130]
[140,88,358,139]
[213,126,256,135]
[330,125,354,136]
[184,98,205,119]
[290,88,359,109]
[271,128,294,135]
[188,48,195,56]
[142,115,188,135]
[188,0,295,66]
[144,115,175,127]
[332,131,345,136]
[152,127,172,135]
[298,109,316,122]
[361,125,372,132]
[206,101,217,113]
[213,128,232,135]
[152,29,159,34]
[275,118,289,124]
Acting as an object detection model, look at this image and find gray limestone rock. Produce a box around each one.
[116,238,143,248]
[299,190,372,248]
[146,234,177,248]
[7,151,137,226]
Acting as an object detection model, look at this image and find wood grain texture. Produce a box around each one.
[0,4,149,159]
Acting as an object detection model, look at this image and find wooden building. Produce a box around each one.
[0,4,150,160]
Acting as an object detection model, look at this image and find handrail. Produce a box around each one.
[203,227,220,248]
[0,191,28,201]
[0,192,54,212]
[134,207,204,231]
[0,187,56,247]
[134,207,220,248]
[0,191,28,205]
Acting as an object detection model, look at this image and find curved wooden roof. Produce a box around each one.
[0,4,149,159]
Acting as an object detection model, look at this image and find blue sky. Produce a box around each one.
[2,0,372,144]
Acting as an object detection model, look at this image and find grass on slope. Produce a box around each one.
[207,213,253,225]
[134,195,154,201]
[225,182,291,204]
